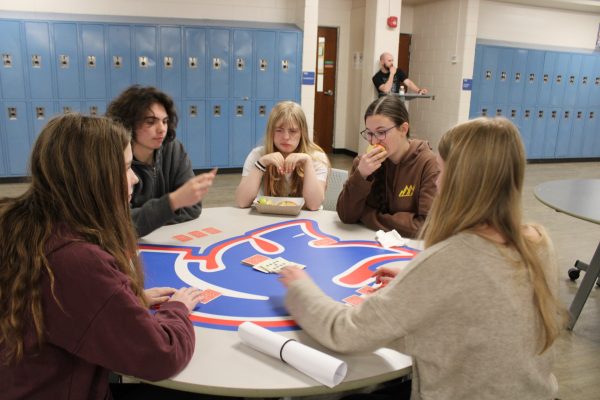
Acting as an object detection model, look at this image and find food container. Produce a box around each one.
[253,196,305,216]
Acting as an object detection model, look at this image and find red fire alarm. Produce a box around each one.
[387,16,398,28]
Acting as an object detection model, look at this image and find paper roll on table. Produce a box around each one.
[238,321,347,388]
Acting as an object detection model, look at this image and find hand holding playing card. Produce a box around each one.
[279,266,310,288]
[372,265,402,288]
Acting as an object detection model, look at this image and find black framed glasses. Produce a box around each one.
[359,125,397,142]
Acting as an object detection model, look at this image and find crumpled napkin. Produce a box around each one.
[375,229,407,248]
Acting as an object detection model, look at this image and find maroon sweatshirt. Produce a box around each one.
[0,228,195,399]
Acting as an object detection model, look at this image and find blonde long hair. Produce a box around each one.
[262,101,328,196]
[0,114,145,364]
[422,117,564,352]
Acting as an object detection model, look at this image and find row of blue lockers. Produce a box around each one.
[470,44,600,108]
[473,105,599,159]
[470,43,600,159]
[0,99,277,177]
[0,18,302,101]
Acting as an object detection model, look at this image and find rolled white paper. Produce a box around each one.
[238,321,347,388]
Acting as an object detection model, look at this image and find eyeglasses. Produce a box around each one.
[360,125,397,142]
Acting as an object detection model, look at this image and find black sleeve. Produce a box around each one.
[395,69,408,84]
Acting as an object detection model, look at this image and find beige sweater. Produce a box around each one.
[286,228,559,400]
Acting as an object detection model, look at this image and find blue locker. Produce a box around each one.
[590,57,600,107]
[593,111,600,157]
[0,20,27,99]
[0,121,6,175]
[81,24,107,99]
[478,46,500,104]
[2,101,31,175]
[134,25,157,88]
[469,45,483,118]
[59,101,82,115]
[231,99,252,166]
[184,100,208,168]
[53,23,81,99]
[24,22,53,99]
[108,25,133,99]
[184,27,206,98]
[232,30,253,99]
[208,100,229,166]
[493,48,512,105]
[506,106,520,129]
[254,100,274,147]
[508,49,527,105]
[563,54,581,107]
[160,26,182,99]
[519,107,535,158]
[550,53,569,106]
[277,32,299,101]
[255,31,276,100]
[474,103,494,118]
[29,101,55,141]
[575,55,594,108]
[554,109,574,158]
[84,100,106,117]
[542,109,561,158]
[538,52,556,106]
[529,108,548,159]
[208,29,230,99]
[582,110,598,157]
[523,50,544,106]
[568,110,586,157]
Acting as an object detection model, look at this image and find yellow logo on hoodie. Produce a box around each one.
[398,184,415,197]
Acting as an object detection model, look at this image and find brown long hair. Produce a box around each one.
[0,114,145,364]
[364,95,410,213]
[422,117,564,352]
[262,101,329,196]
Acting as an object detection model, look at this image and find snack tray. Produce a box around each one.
[252,196,305,216]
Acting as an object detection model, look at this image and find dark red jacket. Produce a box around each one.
[0,228,195,399]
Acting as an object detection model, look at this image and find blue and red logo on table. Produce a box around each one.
[140,219,418,331]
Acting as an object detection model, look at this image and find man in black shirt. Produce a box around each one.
[372,52,428,97]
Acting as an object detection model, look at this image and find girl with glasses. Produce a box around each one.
[337,95,439,238]
[235,101,330,210]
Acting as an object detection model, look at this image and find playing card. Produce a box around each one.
[198,289,222,304]
[172,234,193,242]
[356,286,376,295]
[241,254,271,266]
[342,295,365,306]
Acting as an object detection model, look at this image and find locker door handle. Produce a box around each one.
[2,54,12,67]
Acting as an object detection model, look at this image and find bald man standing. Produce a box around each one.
[372,52,428,97]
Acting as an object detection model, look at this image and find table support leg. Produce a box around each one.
[568,241,600,330]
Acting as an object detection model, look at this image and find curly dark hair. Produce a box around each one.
[105,85,178,144]
[364,95,410,213]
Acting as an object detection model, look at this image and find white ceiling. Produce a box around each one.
[402,0,600,13]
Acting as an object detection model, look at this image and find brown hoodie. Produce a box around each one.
[336,139,439,238]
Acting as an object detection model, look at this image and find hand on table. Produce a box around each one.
[145,287,176,307]
[170,168,217,210]
[358,146,387,179]
[168,287,203,313]
[279,266,311,288]
[372,265,402,289]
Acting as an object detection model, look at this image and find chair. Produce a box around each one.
[322,168,348,211]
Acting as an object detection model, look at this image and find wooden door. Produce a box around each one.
[398,33,411,77]
[313,26,337,153]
